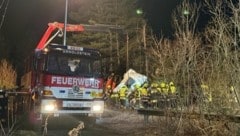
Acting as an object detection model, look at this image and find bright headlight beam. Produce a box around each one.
[44,104,55,112]
[92,105,102,112]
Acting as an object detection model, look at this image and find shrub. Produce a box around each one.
[0,59,17,90]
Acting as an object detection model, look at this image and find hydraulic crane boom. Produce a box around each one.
[35,22,124,51]
[35,22,85,51]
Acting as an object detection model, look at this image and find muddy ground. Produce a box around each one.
[8,108,162,136]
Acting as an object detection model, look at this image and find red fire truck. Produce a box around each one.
[20,22,108,124]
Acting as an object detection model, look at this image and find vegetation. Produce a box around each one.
[68,0,146,74]
[148,0,240,135]
[0,59,16,90]
[68,0,240,135]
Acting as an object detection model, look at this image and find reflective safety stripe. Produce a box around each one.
[120,97,126,100]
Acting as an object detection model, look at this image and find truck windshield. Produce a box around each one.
[45,54,102,77]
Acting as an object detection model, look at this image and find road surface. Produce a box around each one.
[11,108,148,136]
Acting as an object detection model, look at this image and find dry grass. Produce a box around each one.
[99,108,240,136]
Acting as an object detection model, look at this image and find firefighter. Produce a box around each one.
[107,85,113,96]
[129,84,141,108]
[105,73,115,93]
[133,83,149,108]
[110,92,119,107]
[103,85,113,107]
[140,82,150,108]
[168,81,177,108]
[159,81,170,108]
[111,75,119,90]
[149,82,159,108]
[169,81,176,95]
[118,85,129,108]
[160,81,169,95]
[141,83,149,96]
[104,73,117,102]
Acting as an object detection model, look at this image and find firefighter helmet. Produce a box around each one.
[160,82,166,88]
[169,81,174,86]
[107,85,111,89]
[151,82,158,88]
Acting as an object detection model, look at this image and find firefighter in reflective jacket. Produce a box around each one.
[149,82,159,108]
[169,81,176,95]
[141,83,149,96]
[118,85,129,108]
[130,84,141,108]
[110,91,119,106]
[168,81,177,108]
[160,81,169,95]
[140,83,150,108]
[132,83,149,108]
[134,84,141,99]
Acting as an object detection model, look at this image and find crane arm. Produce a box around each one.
[35,22,85,51]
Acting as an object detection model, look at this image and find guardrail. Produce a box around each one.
[136,108,240,125]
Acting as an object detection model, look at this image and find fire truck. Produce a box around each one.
[20,22,115,124]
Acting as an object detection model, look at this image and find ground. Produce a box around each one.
[8,107,160,136]
[5,106,240,136]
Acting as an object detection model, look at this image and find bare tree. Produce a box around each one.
[150,0,202,107]
[203,0,240,111]
[148,0,240,135]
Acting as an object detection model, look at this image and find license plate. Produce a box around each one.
[63,101,84,107]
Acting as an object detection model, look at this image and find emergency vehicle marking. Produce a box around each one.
[51,76,100,88]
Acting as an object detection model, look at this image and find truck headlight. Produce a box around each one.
[41,100,57,113]
[44,104,56,111]
[93,105,102,112]
[92,101,104,113]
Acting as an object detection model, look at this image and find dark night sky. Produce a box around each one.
[2,0,66,48]
[0,0,184,72]
[1,0,210,84]
[140,0,180,37]
[1,0,180,48]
